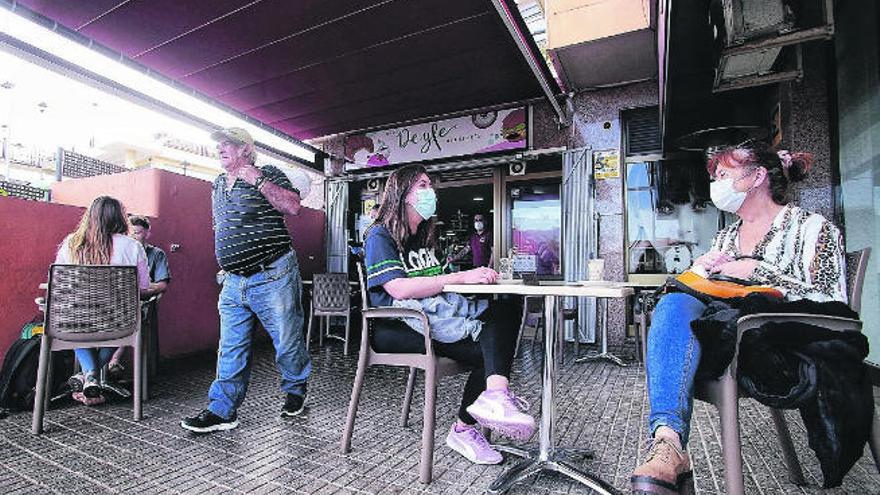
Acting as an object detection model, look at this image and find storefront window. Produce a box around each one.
[626,159,721,277]
[836,0,879,365]
[510,184,562,276]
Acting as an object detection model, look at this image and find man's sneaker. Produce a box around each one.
[631,436,693,495]
[67,373,85,393]
[180,409,239,433]
[82,372,102,399]
[445,423,503,465]
[281,393,306,417]
[465,389,535,441]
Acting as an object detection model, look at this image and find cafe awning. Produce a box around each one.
[12,0,561,141]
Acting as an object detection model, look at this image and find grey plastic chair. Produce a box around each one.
[693,248,877,494]
[32,264,145,434]
[340,262,470,484]
[306,273,353,355]
[514,295,544,356]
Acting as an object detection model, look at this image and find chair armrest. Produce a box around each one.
[362,307,434,357]
[731,312,862,375]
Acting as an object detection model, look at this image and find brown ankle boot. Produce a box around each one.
[631,436,693,494]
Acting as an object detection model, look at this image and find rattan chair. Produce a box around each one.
[514,295,544,357]
[32,264,145,434]
[340,262,471,483]
[513,296,578,363]
[692,248,877,494]
[306,273,353,355]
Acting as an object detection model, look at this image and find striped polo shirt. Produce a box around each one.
[212,165,293,276]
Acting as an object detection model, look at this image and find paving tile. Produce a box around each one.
[0,341,877,494]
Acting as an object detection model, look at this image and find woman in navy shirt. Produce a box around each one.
[364,164,534,465]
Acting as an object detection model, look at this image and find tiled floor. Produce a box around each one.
[1,340,878,494]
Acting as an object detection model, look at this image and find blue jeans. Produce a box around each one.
[75,347,115,375]
[646,292,707,446]
[207,251,311,419]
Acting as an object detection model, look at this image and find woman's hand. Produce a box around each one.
[693,250,733,271]
[709,258,759,279]
[460,266,499,285]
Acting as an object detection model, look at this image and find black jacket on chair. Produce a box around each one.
[690,294,872,488]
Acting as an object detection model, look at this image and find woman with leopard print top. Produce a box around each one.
[709,203,847,303]
[632,141,847,495]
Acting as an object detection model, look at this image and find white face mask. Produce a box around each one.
[474,221,484,232]
[710,169,757,213]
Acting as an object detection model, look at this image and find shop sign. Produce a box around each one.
[344,107,527,170]
[593,150,620,179]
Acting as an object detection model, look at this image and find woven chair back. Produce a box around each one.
[46,264,140,342]
[312,273,351,312]
[845,248,871,313]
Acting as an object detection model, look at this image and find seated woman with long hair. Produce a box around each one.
[363,164,534,465]
[54,196,150,405]
[631,142,847,494]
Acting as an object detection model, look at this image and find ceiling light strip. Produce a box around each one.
[0,3,320,163]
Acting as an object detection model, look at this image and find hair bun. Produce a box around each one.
[787,152,812,183]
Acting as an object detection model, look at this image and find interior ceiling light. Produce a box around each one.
[0,7,315,164]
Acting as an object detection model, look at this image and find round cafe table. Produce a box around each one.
[443,281,632,495]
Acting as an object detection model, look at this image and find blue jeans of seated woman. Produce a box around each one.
[646,292,707,446]
[75,348,115,375]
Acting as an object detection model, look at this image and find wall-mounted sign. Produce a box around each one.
[362,198,377,216]
[344,107,527,170]
[593,150,620,179]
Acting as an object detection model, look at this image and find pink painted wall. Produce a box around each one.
[0,197,85,363]
[43,168,325,359]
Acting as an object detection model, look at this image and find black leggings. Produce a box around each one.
[370,299,520,424]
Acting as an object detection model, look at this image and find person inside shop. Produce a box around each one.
[632,142,850,494]
[107,215,171,377]
[447,213,494,268]
[364,164,534,465]
[54,196,151,405]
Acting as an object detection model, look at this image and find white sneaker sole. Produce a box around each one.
[280,396,307,417]
[180,419,239,433]
[445,435,502,465]
[466,406,535,441]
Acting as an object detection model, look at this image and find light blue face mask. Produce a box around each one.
[410,188,437,220]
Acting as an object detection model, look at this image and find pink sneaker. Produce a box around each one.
[465,389,535,441]
[445,423,502,465]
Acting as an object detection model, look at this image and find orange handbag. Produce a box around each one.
[672,269,783,300]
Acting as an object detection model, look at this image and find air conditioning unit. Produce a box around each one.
[366,178,381,192]
[509,161,527,176]
[710,0,833,92]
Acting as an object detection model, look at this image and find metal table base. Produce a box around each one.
[488,295,620,495]
[575,298,627,367]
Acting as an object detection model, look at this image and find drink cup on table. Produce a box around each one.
[498,258,514,281]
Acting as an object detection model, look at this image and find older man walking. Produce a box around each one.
[181,127,311,433]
